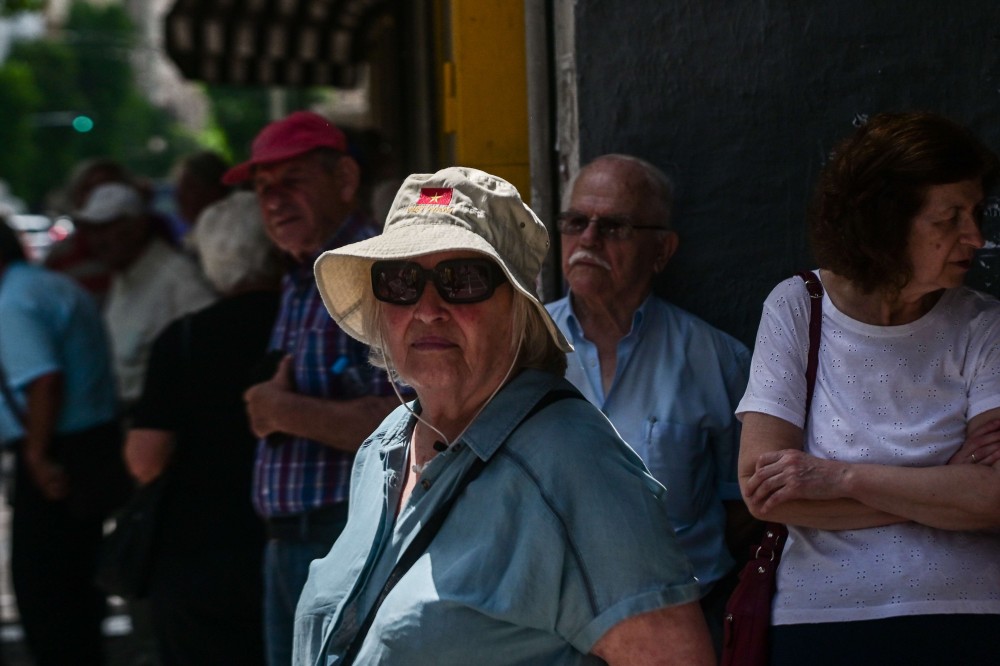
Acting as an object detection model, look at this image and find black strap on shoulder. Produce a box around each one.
[340,386,584,665]
[796,270,823,414]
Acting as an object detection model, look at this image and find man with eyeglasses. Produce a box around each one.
[545,154,752,652]
[225,111,400,666]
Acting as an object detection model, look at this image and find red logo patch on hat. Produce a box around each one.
[416,188,453,205]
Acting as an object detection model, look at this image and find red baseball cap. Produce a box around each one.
[222,111,348,185]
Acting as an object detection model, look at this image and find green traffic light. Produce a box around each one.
[72,115,94,133]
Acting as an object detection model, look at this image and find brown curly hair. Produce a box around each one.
[809,112,999,294]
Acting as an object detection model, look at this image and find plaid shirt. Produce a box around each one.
[253,214,394,517]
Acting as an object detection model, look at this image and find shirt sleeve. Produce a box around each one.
[1,298,62,389]
[736,276,812,428]
[513,404,702,653]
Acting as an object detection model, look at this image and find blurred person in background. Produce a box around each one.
[225,111,400,666]
[124,191,282,666]
[1,217,126,666]
[74,181,216,408]
[44,157,132,303]
[170,150,232,242]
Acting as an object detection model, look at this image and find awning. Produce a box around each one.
[164,0,390,87]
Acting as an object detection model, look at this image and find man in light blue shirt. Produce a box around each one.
[546,154,752,644]
[1,220,124,665]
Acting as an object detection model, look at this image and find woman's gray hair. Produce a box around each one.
[360,285,566,381]
[188,191,282,294]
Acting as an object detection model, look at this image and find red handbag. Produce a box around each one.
[720,523,787,665]
[720,271,822,666]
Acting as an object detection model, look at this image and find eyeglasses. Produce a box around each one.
[371,258,507,305]
[556,212,668,240]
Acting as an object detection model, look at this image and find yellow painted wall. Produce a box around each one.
[438,0,530,200]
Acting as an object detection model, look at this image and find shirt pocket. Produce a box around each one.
[643,419,708,525]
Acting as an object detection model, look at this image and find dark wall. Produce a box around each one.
[574,1,1000,347]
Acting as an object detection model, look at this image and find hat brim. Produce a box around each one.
[221,144,329,185]
[221,161,254,185]
[314,219,572,354]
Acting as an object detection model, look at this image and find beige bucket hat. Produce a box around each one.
[314,166,571,353]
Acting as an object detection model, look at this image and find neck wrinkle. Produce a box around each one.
[571,289,647,350]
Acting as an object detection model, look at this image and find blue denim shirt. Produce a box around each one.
[293,369,699,665]
[547,294,750,594]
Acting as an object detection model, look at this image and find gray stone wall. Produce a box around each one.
[572,1,1000,346]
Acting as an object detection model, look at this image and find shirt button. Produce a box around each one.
[421,479,432,490]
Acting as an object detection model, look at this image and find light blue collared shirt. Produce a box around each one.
[0,262,117,444]
[294,369,700,666]
[547,294,750,593]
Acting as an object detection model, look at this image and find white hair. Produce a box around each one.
[564,154,675,229]
[188,191,281,294]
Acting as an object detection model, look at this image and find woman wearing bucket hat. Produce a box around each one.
[293,167,714,665]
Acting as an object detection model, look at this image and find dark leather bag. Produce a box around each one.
[720,522,788,665]
[95,471,169,598]
[720,271,822,666]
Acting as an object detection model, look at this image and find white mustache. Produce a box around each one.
[568,250,611,270]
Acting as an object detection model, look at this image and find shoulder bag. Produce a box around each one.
[96,313,193,598]
[720,270,822,666]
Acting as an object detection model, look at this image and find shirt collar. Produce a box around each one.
[457,369,564,461]
[374,368,571,467]
[564,292,652,343]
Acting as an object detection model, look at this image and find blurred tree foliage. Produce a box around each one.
[0,61,41,198]
[204,86,328,165]
[203,86,273,164]
[1,1,45,16]
[0,1,198,210]
[0,1,333,210]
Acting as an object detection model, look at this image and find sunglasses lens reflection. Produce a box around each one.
[372,259,502,305]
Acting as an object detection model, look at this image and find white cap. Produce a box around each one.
[75,183,144,224]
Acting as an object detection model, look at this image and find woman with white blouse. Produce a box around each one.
[738,112,1000,665]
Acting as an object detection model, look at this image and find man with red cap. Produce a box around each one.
[226,111,399,666]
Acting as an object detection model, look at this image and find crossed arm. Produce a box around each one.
[738,408,1000,531]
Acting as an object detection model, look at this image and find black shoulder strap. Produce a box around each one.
[340,386,584,665]
[796,270,823,414]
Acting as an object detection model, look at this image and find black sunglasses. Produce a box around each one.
[371,258,507,305]
[556,211,667,240]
